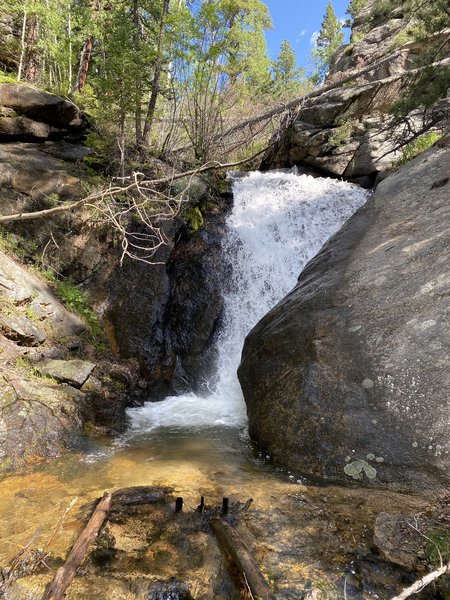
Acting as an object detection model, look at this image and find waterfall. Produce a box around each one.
[127,171,369,433]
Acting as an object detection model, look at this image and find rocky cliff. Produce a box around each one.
[0,82,230,470]
[238,133,450,491]
[261,1,450,186]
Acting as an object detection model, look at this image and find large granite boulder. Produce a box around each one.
[0,83,89,142]
[238,136,450,491]
[0,376,85,470]
[0,83,83,128]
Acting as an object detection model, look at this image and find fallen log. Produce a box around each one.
[41,492,112,600]
[211,517,276,600]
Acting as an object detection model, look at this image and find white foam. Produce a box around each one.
[127,172,369,433]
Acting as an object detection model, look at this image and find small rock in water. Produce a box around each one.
[147,578,192,600]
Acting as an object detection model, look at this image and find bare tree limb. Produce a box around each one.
[172,53,450,155]
[390,564,449,600]
[0,142,273,226]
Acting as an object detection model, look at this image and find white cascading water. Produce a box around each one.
[127,171,369,434]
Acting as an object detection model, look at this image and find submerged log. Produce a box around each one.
[211,517,276,600]
[41,493,112,600]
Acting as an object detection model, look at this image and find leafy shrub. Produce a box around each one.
[44,273,105,346]
[396,131,443,166]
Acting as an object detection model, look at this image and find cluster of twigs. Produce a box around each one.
[0,498,78,597]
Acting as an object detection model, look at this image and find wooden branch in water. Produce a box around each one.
[390,564,450,600]
[211,517,276,600]
[41,492,112,600]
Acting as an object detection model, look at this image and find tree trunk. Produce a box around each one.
[74,0,100,93]
[142,0,170,147]
[133,0,143,147]
[17,10,27,81]
[24,10,38,83]
[75,37,94,92]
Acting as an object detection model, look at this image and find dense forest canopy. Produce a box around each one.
[0,0,448,167]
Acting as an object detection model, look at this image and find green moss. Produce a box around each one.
[24,306,40,323]
[329,121,353,147]
[184,206,204,233]
[43,274,107,349]
[14,356,58,384]
[396,132,443,166]
[0,457,12,470]
[425,529,450,567]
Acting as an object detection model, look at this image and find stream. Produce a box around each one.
[0,172,428,599]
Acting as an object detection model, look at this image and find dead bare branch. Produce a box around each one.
[0,143,276,265]
[390,564,449,600]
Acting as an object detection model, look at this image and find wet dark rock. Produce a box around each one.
[147,579,192,600]
[373,513,428,570]
[239,136,450,490]
[111,486,170,512]
[167,212,227,394]
[105,192,231,398]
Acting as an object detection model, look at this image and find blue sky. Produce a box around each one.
[264,0,351,71]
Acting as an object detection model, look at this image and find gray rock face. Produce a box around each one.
[0,83,88,145]
[0,83,81,128]
[0,377,85,469]
[238,138,450,491]
[0,115,51,141]
[261,4,450,183]
[35,358,96,388]
[0,251,86,337]
[0,142,83,201]
[0,313,46,345]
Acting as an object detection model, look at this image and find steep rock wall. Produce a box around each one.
[261,4,450,186]
[238,135,450,491]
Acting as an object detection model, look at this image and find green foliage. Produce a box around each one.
[0,70,19,84]
[14,356,58,384]
[44,272,105,344]
[0,229,20,255]
[425,529,450,567]
[396,131,443,166]
[311,2,345,81]
[346,0,367,22]
[271,40,309,98]
[328,120,353,147]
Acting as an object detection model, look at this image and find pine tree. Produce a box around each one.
[273,40,297,87]
[346,0,367,24]
[313,2,344,81]
[272,40,308,98]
